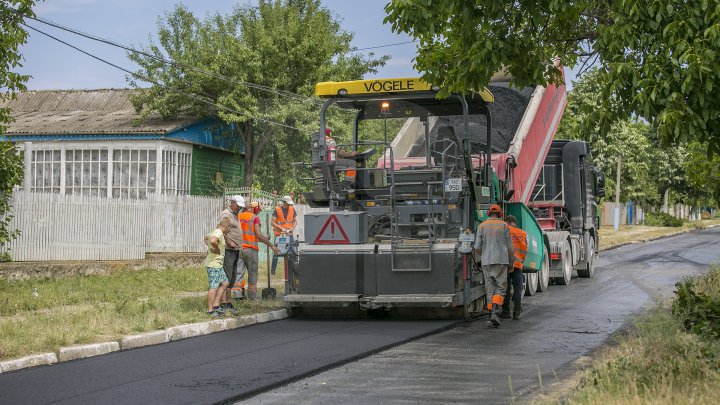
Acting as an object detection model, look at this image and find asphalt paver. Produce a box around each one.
[0,319,455,404]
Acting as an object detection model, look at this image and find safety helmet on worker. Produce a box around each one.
[229,195,246,208]
[488,204,502,215]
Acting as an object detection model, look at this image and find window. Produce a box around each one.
[28,144,191,198]
[31,150,61,193]
[112,149,157,199]
[66,149,108,197]
[162,149,191,195]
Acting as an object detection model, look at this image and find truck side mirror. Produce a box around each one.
[595,171,606,198]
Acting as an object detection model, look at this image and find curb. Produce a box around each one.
[2,308,288,373]
[0,353,58,373]
[600,223,720,252]
[59,342,120,362]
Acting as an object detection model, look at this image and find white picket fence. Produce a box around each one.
[1,191,326,262]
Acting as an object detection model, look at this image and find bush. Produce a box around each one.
[645,212,684,227]
[673,269,720,339]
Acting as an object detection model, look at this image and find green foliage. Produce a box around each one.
[0,142,23,261]
[385,0,720,156]
[129,0,387,191]
[644,212,684,227]
[0,0,34,261]
[684,141,720,204]
[673,270,720,339]
[557,69,720,210]
[558,70,663,205]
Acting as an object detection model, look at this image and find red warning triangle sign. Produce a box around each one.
[313,214,350,245]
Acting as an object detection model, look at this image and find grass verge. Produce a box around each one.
[599,219,720,250]
[558,266,720,404]
[0,264,286,360]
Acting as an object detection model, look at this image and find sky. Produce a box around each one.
[17,0,578,90]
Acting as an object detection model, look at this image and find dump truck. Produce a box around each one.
[284,74,603,318]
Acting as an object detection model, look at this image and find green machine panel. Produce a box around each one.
[505,202,544,271]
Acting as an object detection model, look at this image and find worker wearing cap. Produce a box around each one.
[239,201,279,301]
[271,195,297,276]
[500,215,527,320]
[325,127,358,189]
[216,195,246,312]
[474,204,514,328]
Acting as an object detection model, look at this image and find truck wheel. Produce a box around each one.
[577,237,596,278]
[553,240,573,285]
[524,272,538,296]
[537,245,550,292]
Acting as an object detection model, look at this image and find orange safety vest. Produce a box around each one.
[238,211,259,250]
[274,206,296,236]
[509,225,528,270]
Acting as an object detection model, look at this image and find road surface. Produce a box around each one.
[243,227,720,404]
[1,227,718,404]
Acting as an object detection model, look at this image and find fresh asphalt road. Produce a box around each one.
[0,319,455,404]
[2,228,719,405]
[242,227,720,404]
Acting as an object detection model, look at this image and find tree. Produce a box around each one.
[684,141,720,206]
[558,70,661,205]
[129,0,387,188]
[385,1,720,155]
[1,0,35,260]
[558,69,720,215]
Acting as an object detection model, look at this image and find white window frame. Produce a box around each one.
[23,140,192,198]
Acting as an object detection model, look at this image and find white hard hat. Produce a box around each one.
[229,195,246,207]
[282,195,294,205]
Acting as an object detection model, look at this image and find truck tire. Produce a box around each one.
[577,236,596,278]
[552,240,573,285]
[524,272,538,296]
[537,244,550,292]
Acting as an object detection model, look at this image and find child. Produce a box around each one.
[205,217,232,317]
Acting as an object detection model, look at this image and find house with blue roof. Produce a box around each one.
[1,89,245,197]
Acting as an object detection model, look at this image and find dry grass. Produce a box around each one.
[0,262,286,360]
[599,219,720,250]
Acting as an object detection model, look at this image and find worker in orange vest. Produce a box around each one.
[501,215,528,320]
[474,204,514,328]
[325,127,358,188]
[238,201,279,301]
[271,195,297,276]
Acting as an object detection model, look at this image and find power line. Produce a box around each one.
[353,40,416,51]
[20,22,308,134]
[22,13,321,106]
[22,12,415,107]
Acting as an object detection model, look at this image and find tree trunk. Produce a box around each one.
[244,158,255,188]
[239,123,274,189]
[662,189,669,214]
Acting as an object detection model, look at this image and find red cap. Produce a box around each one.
[488,204,502,214]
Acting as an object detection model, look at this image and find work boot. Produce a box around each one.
[488,304,501,328]
[499,303,512,318]
[247,291,257,301]
[512,302,522,320]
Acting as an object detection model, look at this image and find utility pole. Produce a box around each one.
[613,154,622,231]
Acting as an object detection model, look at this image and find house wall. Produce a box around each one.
[190,146,244,195]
